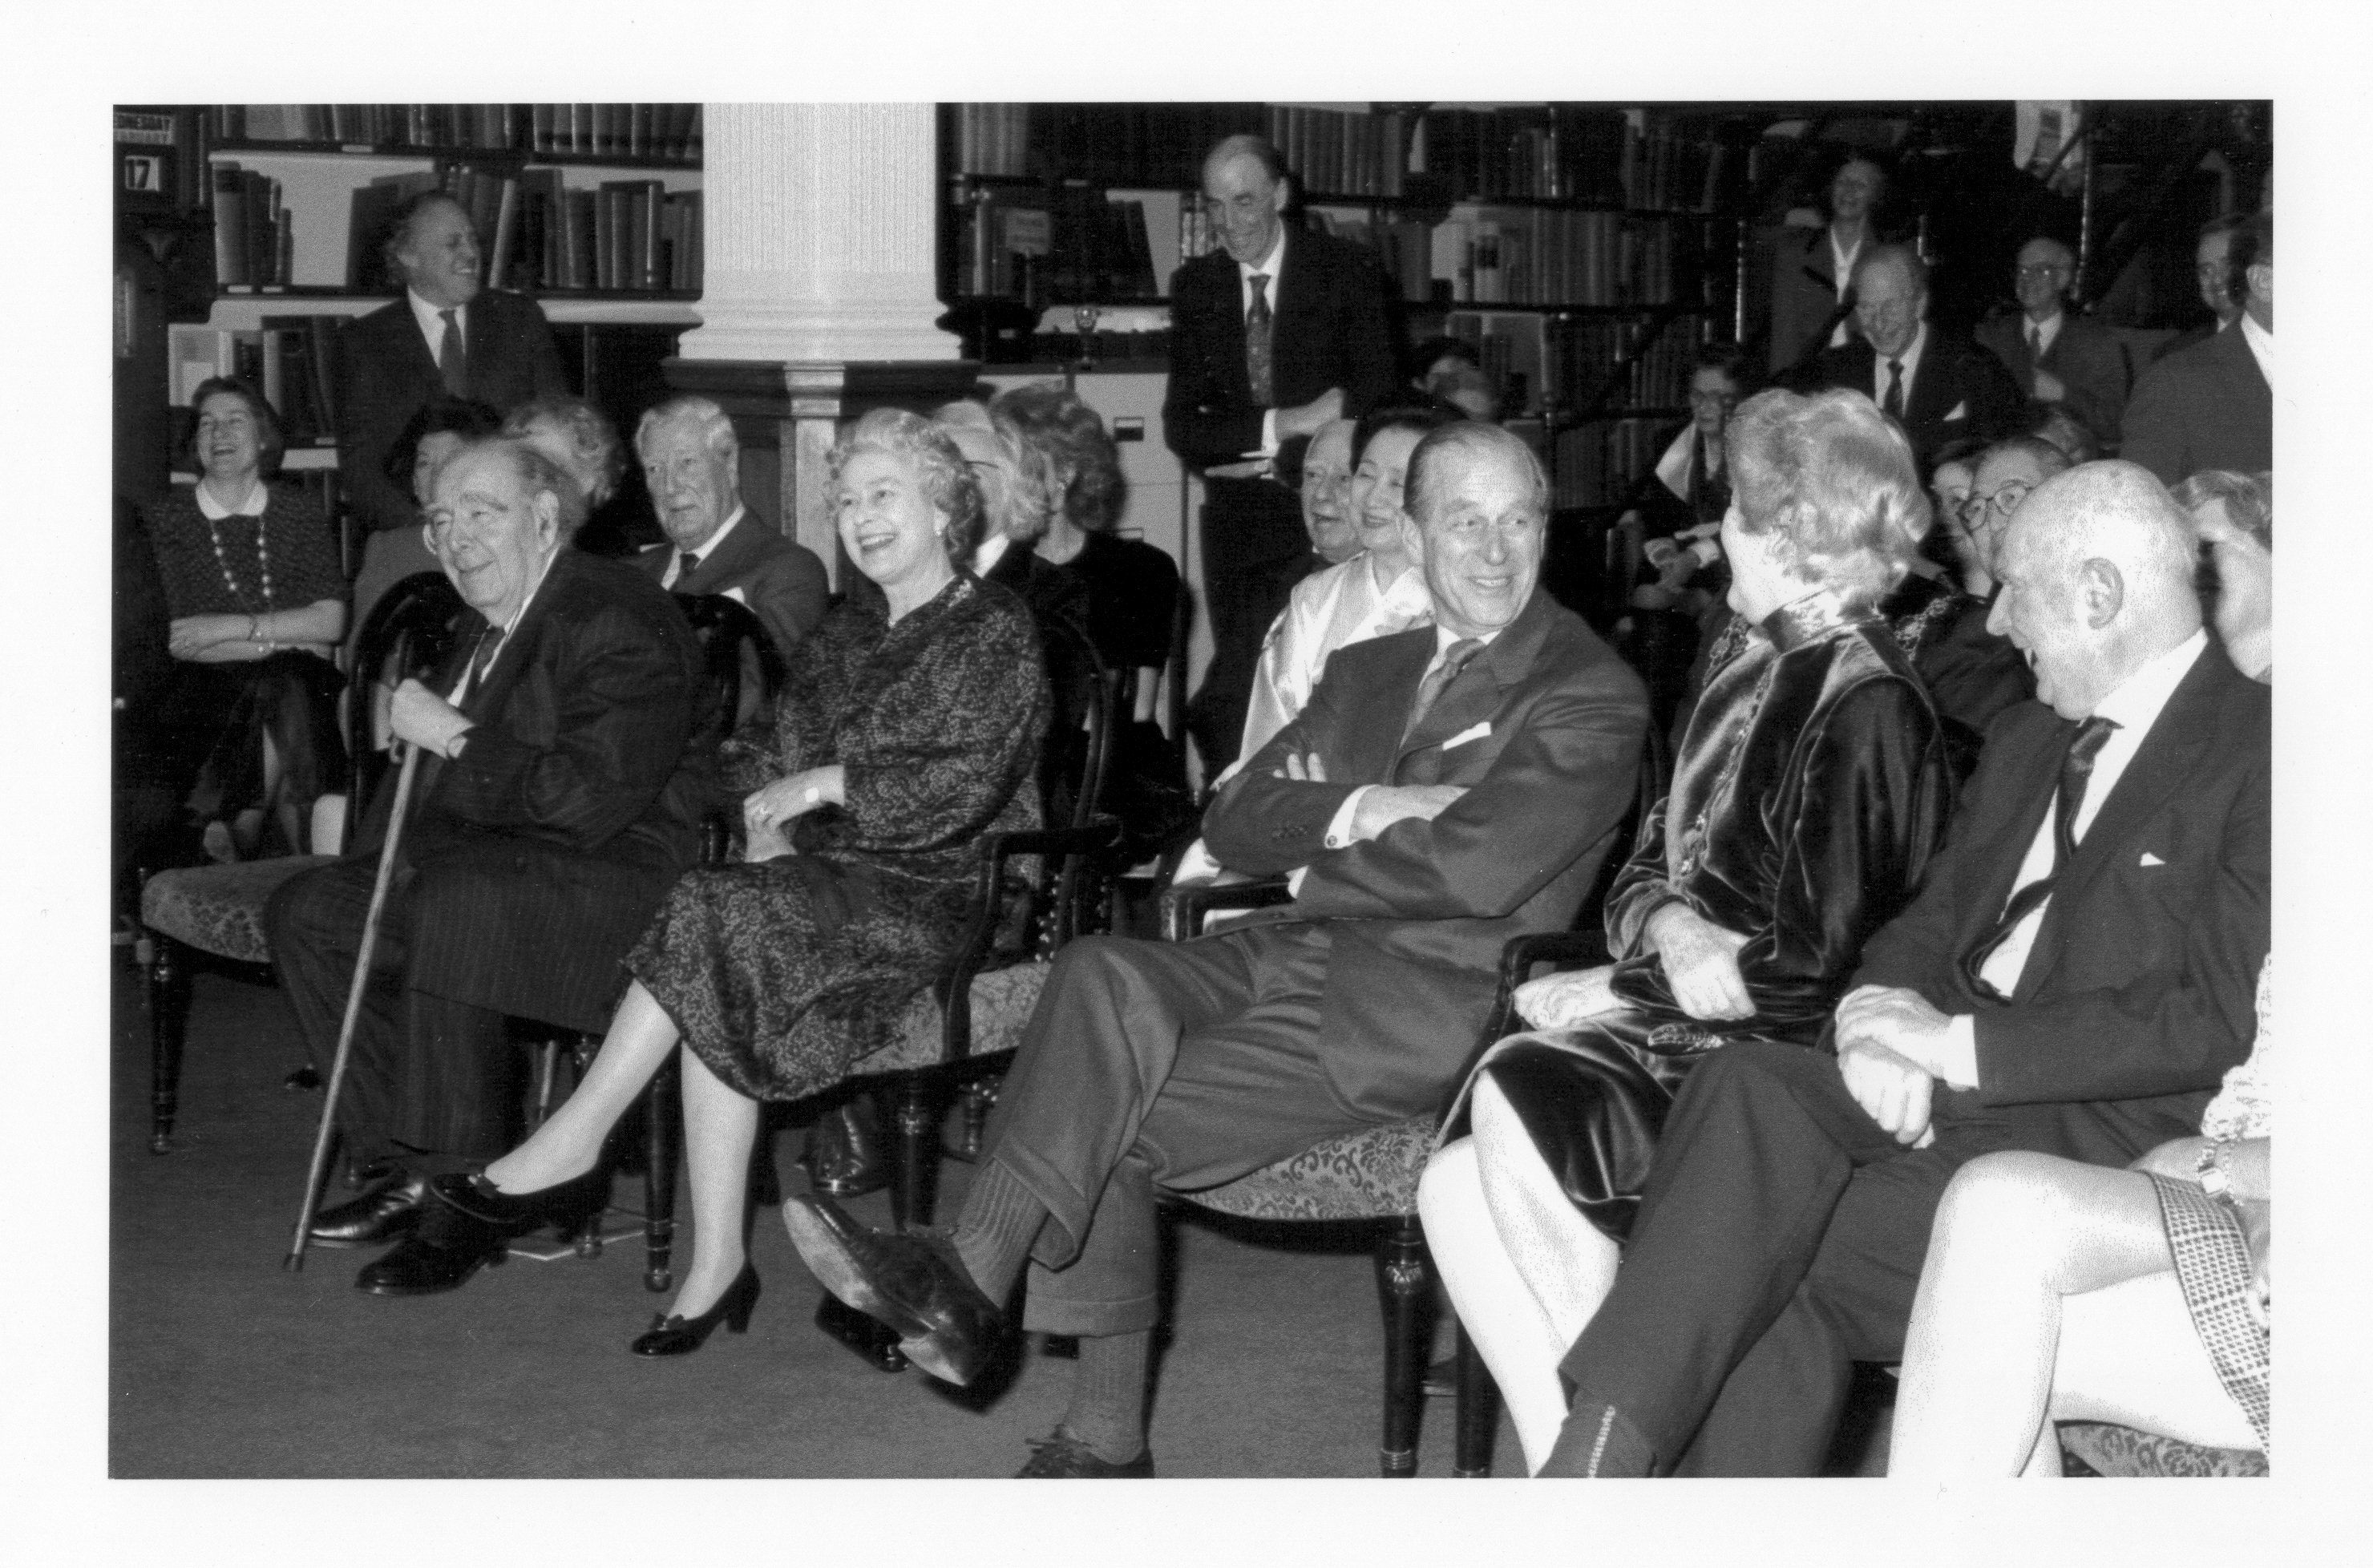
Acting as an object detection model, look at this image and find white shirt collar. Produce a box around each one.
[2239,313,2273,387]
[1829,227,1864,289]
[2027,309,2064,354]
[194,478,268,519]
[687,503,745,566]
[973,531,1013,577]
[1432,620,1506,662]
[407,289,467,353]
[2092,628,2208,735]
[1875,322,1929,403]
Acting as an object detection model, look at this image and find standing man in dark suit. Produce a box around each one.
[1166,135,1397,774]
[1527,462,2268,1476]
[633,394,829,656]
[2124,212,2273,486]
[267,437,705,1292]
[1792,245,2025,470]
[784,424,1648,1475]
[1975,236,2132,448]
[338,192,570,639]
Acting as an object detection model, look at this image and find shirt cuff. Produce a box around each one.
[1259,409,1281,458]
[1287,865,1308,898]
[1936,1015,1981,1090]
[1324,786,1372,849]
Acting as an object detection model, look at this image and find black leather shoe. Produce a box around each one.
[630,1263,761,1356]
[781,1194,1007,1386]
[798,1098,886,1198]
[354,1231,510,1296]
[308,1172,426,1249]
[1016,1428,1155,1477]
[427,1168,605,1231]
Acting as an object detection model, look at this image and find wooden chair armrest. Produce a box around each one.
[1157,876,1294,943]
[936,818,1124,1063]
[1474,929,1614,1053]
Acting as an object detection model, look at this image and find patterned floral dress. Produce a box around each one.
[628,573,1049,1102]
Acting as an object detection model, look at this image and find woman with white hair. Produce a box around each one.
[1420,387,1956,1473]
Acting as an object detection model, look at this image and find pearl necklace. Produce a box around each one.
[201,495,273,616]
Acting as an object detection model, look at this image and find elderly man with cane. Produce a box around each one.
[267,435,705,1292]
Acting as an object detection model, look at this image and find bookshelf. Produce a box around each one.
[117,105,707,507]
[936,102,1751,513]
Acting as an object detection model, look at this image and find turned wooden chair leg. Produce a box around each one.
[147,936,191,1154]
[890,1074,941,1231]
[1453,1318,1501,1477]
[1374,1214,1430,1477]
[643,1053,680,1293]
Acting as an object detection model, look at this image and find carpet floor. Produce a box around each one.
[109,956,1513,1480]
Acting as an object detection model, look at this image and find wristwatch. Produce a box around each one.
[2194,1139,2236,1204]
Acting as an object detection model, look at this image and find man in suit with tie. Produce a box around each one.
[1974,236,2132,448]
[633,394,829,656]
[1766,155,1890,377]
[1165,134,1398,774]
[1791,245,2025,470]
[2124,212,2274,486]
[266,437,706,1292]
[783,423,1648,1475]
[1527,461,2269,1476]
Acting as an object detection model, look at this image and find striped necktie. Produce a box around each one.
[1245,273,1274,406]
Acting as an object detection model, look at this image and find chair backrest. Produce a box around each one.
[669,592,787,864]
[1036,613,1119,835]
[346,569,467,814]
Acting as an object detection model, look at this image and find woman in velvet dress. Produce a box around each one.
[1419,388,1956,1473]
[413,408,1049,1354]
[144,377,350,859]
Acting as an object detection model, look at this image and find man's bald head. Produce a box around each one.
[1985,462,2203,718]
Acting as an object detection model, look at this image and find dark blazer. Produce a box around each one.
[356,548,705,1035]
[1767,226,1860,377]
[1973,311,2132,447]
[338,289,569,536]
[636,511,830,657]
[2120,320,2272,486]
[1204,589,1649,1111]
[1793,329,2027,468]
[1162,226,1398,472]
[1849,644,2270,1166]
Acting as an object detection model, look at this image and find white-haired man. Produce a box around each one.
[634,395,829,654]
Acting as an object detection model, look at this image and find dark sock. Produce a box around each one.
[1534,1398,1657,1477]
[951,1156,1046,1304]
[1060,1330,1152,1464]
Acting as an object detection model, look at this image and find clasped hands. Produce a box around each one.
[742,766,846,863]
[1833,984,1957,1147]
[1271,751,1465,843]
[390,678,475,759]
[1511,903,1752,1032]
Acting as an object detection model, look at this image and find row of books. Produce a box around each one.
[210,164,293,289]
[204,103,705,162]
[1301,212,1439,305]
[1446,310,1705,422]
[954,103,1265,192]
[954,190,1158,304]
[1432,208,1698,307]
[171,318,345,445]
[950,103,1032,179]
[345,166,703,296]
[1261,105,1409,200]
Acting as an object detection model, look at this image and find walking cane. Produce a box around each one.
[283,741,422,1271]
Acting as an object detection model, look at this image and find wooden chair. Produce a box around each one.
[140,571,463,1155]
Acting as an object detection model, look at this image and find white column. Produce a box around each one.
[677,102,960,363]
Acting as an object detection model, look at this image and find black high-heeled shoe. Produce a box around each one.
[631,1263,761,1357]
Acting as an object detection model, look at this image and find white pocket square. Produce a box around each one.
[1943,400,1969,422]
[2139,851,2166,867]
[1442,721,1493,750]
[722,585,749,605]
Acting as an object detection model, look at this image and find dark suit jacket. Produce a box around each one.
[338,289,569,536]
[636,510,830,656]
[2120,320,2273,486]
[1848,645,2270,1166]
[1162,226,1397,473]
[1204,589,1649,1112]
[1794,329,2027,468]
[1973,311,2132,447]
[356,548,705,1035]
[1767,226,1858,377]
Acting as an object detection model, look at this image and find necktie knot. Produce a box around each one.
[1882,358,1906,420]
[1406,637,1485,738]
[677,550,701,585]
[2067,713,2119,775]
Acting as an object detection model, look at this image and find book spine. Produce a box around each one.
[212,163,249,287]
